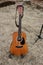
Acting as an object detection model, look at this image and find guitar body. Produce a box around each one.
[10,32,28,56]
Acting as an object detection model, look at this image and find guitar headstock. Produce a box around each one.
[16,5,24,18]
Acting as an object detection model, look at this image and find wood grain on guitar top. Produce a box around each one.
[10,32,28,56]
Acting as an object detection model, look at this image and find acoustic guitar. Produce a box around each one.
[9,5,28,57]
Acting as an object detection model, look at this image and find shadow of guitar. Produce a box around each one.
[0,1,15,8]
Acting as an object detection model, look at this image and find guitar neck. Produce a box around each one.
[18,14,22,40]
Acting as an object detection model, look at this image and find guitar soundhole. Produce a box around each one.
[21,38,25,45]
[17,37,25,45]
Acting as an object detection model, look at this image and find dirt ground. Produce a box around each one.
[0,3,43,65]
